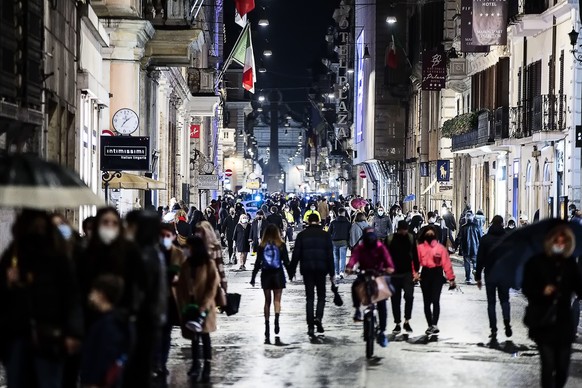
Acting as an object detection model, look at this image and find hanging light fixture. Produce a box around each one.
[258,7,269,26]
[263,40,273,57]
[363,45,371,60]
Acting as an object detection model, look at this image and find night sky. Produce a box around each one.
[223,0,341,110]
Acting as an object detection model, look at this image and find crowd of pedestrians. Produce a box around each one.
[0,193,581,388]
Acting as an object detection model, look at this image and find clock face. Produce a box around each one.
[202,162,215,174]
[112,108,139,135]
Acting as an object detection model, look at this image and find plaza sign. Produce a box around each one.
[333,1,352,138]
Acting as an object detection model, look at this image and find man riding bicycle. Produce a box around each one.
[346,227,395,347]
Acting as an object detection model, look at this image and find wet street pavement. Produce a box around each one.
[161,253,582,388]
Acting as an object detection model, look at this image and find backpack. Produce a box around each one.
[263,243,282,270]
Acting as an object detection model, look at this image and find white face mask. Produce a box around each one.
[551,244,565,255]
[161,237,173,250]
[377,211,384,216]
[310,206,315,211]
[241,218,248,224]
[99,226,119,245]
[429,217,436,223]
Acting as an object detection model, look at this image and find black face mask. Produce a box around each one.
[363,233,377,248]
[425,235,436,242]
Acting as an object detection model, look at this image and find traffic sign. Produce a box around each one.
[224,169,233,177]
[359,170,366,179]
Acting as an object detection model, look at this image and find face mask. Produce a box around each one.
[377,211,384,216]
[428,217,436,224]
[161,237,173,250]
[57,224,73,240]
[310,206,316,211]
[551,244,565,255]
[508,224,515,229]
[99,226,119,245]
[241,219,248,224]
[425,234,436,243]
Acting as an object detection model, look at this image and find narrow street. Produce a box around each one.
[163,255,582,388]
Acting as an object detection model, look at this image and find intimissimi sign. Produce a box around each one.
[333,2,352,139]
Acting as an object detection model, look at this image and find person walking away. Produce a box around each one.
[416,226,456,335]
[371,206,392,241]
[522,224,582,388]
[221,208,238,264]
[233,215,251,271]
[266,206,285,235]
[386,220,419,334]
[346,227,395,347]
[250,225,291,344]
[328,208,351,279]
[318,198,330,226]
[218,202,229,231]
[80,275,129,388]
[456,210,481,284]
[0,210,83,388]
[350,212,369,250]
[303,204,321,225]
[288,214,335,338]
[176,236,220,384]
[474,215,510,341]
[250,210,268,254]
[154,223,186,378]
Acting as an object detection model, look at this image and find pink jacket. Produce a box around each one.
[416,240,455,281]
[347,241,395,272]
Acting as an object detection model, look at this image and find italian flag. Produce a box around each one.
[230,24,256,93]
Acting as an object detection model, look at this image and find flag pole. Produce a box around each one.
[215,22,250,89]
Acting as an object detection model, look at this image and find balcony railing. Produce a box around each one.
[511,94,567,138]
[451,130,478,151]
[450,108,510,151]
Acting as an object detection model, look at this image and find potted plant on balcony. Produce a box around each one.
[441,112,478,138]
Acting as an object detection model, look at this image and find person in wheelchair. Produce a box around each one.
[346,227,394,347]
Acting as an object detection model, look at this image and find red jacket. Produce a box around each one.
[416,240,455,281]
[347,241,394,272]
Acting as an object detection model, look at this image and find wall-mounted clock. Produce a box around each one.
[112,108,139,135]
[201,162,215,174]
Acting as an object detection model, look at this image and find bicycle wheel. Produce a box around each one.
[365,312,375,359]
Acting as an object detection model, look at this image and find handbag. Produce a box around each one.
[355,275,393,305]
[524,300,558,329]
[215,286,227,307]
[221,293,241,316]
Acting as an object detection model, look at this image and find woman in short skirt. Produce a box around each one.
[250,224,290,343]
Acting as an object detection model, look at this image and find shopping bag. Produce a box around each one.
[221,293,241,316]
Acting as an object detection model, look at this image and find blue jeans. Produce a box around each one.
[5,338,64,388]
[332,241,348,275]
[463,256,476,282]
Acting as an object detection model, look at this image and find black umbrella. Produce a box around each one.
[0,153,104,209]
[487,219,582,289]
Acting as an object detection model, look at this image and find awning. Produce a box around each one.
[102,173,166,190]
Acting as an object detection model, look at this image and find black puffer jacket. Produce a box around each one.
[475,224,505,281]
[289,225,334,277]
[328,216,351,241]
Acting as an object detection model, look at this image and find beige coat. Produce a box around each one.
[176,260,219,337]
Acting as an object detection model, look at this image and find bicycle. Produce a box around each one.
[353,269,389,359]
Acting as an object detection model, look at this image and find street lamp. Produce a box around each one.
[346,68,354,74]
[258,7,269,26]
[386,16,397,24]
[569,28,582,62]
[263,49,273,57]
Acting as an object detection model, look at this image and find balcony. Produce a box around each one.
[510,94,567,139]
[449,108,510,152]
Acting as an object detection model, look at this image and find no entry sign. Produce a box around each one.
[225,169,233,177]
[359,170,366,179]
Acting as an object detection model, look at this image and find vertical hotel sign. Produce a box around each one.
[355,31,365,144]
[461,0,488,52]
[472,0,508,46]
[421,50,446,91]
[333,2,352,138]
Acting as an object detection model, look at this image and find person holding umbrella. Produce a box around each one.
[522,224,582,388]
[475,215,511,341]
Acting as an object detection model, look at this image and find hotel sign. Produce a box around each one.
[333,2,352,138]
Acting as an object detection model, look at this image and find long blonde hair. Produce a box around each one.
[196,220,221,251]
[260,224,284,248]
